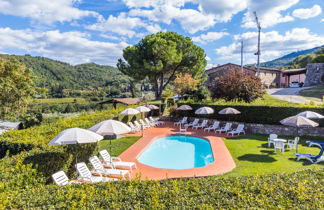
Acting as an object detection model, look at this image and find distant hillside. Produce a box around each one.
[0,54,129,90]
[260,45,324,68]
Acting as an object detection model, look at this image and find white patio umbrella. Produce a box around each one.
[219,107,241,121]
[146,104,159,110]
[177,105,193,111]
[48,127,104,165]
[120,108,140,115]
[280,116,319,152]
[48,127,103,145]
[296,111,324,119]
[195,107,214,115]
[218,107,241,115]
[88,119,131,135]
[136,106,151,112]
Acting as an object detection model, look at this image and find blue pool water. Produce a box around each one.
[137,136,214,169]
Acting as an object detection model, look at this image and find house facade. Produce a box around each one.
[205,63,308,88]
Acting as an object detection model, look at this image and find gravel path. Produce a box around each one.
[266,87,322,105]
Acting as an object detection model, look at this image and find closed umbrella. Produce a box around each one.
[280,116,319,152]
[296,111,324,119]
[195,107,214,115]
[177,105,193,111]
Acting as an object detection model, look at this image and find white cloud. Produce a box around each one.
[0,0,99,24]
[192,32,229,44]
[322,18,324,22]
[292,5,322,19]
[242,0,298,28]
[129,3,216,34]
[216,28,324,64]
[0,27,128,65]
[87,13,161,37]
[199,0,248,22]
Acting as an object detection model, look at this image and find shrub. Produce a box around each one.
[209,70,265,102]
[173,103,324,126]
[20,110,43,128]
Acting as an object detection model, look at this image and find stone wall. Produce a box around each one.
[304,63,324,86]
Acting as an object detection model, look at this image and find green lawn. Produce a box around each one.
[98,136,141,156]
[98,134,322,178]
[223,134,323,177]
[299,85,324,101]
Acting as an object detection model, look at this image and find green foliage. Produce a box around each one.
[1,169,323,208]
[173,103,324,126]
[20,110,43,128]
[0,54,135,97]
[0,58,35,118]
[117,31,207,99]
[209,70,265,102]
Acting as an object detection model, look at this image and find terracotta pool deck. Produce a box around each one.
[120,122,236,180]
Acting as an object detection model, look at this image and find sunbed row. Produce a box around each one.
[175,117,245,136]
[52,149,137,186]
[127,117,164,132]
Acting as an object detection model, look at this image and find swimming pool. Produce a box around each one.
[137,136,214,169]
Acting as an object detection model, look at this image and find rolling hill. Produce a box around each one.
[260,45,324,68]
[0,54,129,90]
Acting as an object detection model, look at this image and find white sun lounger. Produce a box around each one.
[184,119,199,128]
[215,123,232,133]
[128,122,140,132]
[100,149,137,171]
[52,171,82,186]
[89,156,129,180]
[145,118,155,127]
[227,124,245,136]
[134,120,146,130]
[76,162,117,183]
[193,120,208,130]
[149,117,164,126]
[174,117,188,126]
[139,119,150,129]
[204,121,220,132]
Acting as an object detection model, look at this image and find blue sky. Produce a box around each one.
[0,0,323,68]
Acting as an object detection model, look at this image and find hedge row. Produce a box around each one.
[1,169,323,209]
[173,103,324,126]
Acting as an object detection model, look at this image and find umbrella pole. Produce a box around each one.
[110,139,112,154]
[296,127,299,153]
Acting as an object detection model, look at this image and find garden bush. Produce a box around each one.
[0,169,323,208]
[173,103,324,126]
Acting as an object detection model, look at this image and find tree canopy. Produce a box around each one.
[173,73,200,97]
[0,58,35,118]
[117,32,206,99]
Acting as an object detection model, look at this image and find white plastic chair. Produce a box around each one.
[274,141,285,153]
[184,119,199,128]
[174,117,188,126]
[268,134,278,147]
[193,120,208,130]
[287,137,299,150]
[100,149,137,171]
[204,121,220,132]
[89,156,129,180]
[52,171,81,186]
[215,123,232,133]
[227,124,245,136]
[76,162,117,183]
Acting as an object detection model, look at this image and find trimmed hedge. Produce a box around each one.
[1,169,323,208]
[173,103,324,126]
